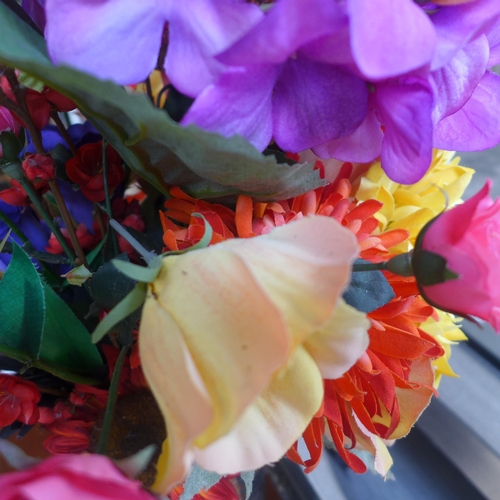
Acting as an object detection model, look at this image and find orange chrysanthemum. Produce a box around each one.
[159,169,447,476]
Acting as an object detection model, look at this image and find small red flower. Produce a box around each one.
[169,475,241,500]
[22,153,56,182]
[0,179,29,206]
[45,222,99,254]
[0,374,40,427]
[66,141,124,202]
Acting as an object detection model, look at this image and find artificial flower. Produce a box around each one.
[65,141,124,202]
[415,180,500,331]
[169,475,240,500]
[0,454,156,500]
[140,215,369,492]
[22,153,56,182]
[355,149,474,252]
[0,374,40,427]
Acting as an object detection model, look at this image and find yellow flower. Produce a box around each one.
[139,216,370,493]
[355,149,474,252]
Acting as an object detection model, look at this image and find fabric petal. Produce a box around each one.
[226,216,359,345]
[433,71,500,151]
[139,298,212,493]
[431,0,500,69]
[312,95,383,162]
[272,56,368,151]
[166,0,263,97]
[348,0,435,79]
[181,65,277,151]
[194,347,323,473]
[218,0,345,66]
[45,0,167,84]
[304,299,369,380]
[156,248,291,448]
[431,35,489,123]
[376,78,434,184]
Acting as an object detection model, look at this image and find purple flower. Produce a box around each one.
[22,0,46,32]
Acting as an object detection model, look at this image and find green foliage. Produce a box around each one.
[0,244,102,383]
[0,3,325,201]
[344,258,395,313]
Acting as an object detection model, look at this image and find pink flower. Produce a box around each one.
[416,180,500,331]
[0,454,156,500]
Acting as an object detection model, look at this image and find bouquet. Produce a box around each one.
[0,0,498,498]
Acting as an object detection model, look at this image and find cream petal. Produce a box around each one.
[157,249,291,447]
[304,299,370,380]
[226,216,360,344]
[139,298,211,493]
[194,347,323,473]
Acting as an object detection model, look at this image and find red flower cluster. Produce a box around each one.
[0,374,40,427]
[66,141,124,202]
[22,153,56,183]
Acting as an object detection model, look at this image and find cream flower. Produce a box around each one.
[138,215,370,493]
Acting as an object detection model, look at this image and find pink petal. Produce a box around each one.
[433,71,500,151]
[272,56,368,151]
[348,0,436,79]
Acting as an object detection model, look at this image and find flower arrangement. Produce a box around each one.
[0,0,498,498]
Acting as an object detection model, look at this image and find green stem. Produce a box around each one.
[352,262,388,272]
[97,345,129,455]
[19,177,76,262]
[102,139,119,257]
[0,209,28,243]
[50,110,77,156]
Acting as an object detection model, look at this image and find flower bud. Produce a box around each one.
[22,153,56,182]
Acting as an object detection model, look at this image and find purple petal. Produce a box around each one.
[348,0,436,79]
[376,78,434,184]
[218,0,345,66]
[434,71,500,151]
[45,0,167,85]
[166,0,263,97]
[19,208,49,251]
[486,20,500,66]
[300,26,353,66]
[181,65,278,151]
[272,56,368,151]
[431,0,500,69]
[58,180,95,231]
[22,0,46,31]
[431,34,488,123]
[312,96,383,162]
[26,125,65,154]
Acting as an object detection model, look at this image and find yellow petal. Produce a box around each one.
[194,346,323,474]
[139,298,212,493]
[304,299,370,379]
[156,248,291,448]
[226,216,359,344]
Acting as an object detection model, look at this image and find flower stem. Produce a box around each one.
[109,219,156,263]
[19,176,76,262]
[0,209,28,244]
[48,179,89,268]
[352,261,388,272]
[50,110,77,156]
[102,139,119,256]
[97,344,129,455]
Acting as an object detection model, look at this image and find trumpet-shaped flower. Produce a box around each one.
[139,216,369,492]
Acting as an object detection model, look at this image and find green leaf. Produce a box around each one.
[0,3,325,201]
[0,243,45,358]
[91,283,147,344]
[343,258,395,313]
[112,259,161,283]
[40,281,103,372]
[179,464,223,500]
[0,243,102,382]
